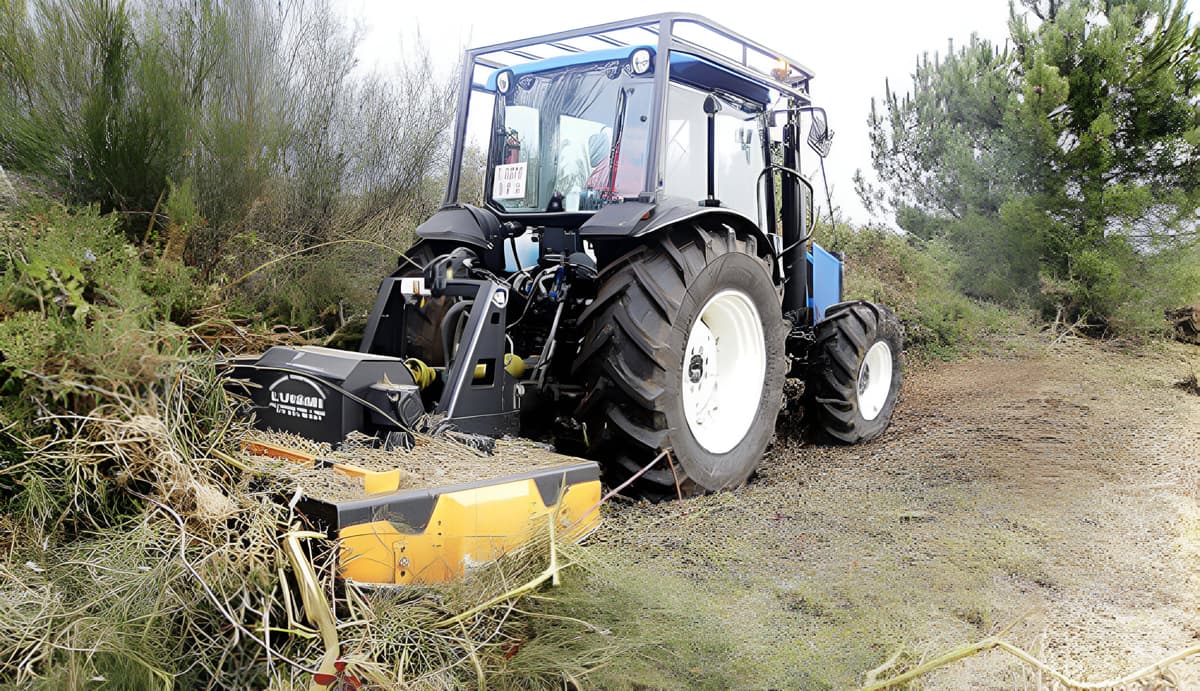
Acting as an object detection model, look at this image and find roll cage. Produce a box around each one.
[444,13,816,208]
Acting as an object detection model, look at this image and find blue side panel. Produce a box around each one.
[806,242,842,322]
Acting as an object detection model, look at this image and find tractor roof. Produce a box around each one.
[482,45,772,106]
[466,13,814,105]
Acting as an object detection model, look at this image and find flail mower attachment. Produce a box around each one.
[245,440,599,585]
[223,271,602,585]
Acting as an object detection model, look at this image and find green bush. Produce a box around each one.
[0,202,197,427]
[860,1,1200,338]
[0,0,192,226]
[825,223,1031,360]
[1,0,459,333]
[1098,239,1200,337]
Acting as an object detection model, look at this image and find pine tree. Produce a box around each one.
[860,0,1200,331]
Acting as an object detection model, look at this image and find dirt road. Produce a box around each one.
[589,339,1200,689]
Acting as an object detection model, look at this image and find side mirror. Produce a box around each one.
[806,108,833,158]
[768,108,834,158]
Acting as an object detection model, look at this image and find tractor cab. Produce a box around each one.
[481,46,775,219]
[432,14,838,324]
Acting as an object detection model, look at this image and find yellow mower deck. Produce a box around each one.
[246,441,601,585]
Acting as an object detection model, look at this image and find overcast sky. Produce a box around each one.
[334,0,1016,223]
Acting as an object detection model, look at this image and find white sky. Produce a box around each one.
[335,0,1014,223]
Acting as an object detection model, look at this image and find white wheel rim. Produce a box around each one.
[681,290,765,454]
[857,341,893,421]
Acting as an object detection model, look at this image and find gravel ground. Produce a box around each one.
[595,338,1200,689]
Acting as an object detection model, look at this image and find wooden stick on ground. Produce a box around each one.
[864,633,1200,690]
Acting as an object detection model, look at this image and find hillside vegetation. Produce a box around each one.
[1,0,458,327]
[858,0,1200,336]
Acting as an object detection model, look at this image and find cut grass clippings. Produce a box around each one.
[0,357,637,688]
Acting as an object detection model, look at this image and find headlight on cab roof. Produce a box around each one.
[495,69,514,94]
[630,48,652,75]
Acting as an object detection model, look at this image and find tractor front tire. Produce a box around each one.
[572,223,788,496]
[807,301,903,443]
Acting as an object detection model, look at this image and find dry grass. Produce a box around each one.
[0,200,654,688]
[586,339,1200,688]
[1176,370,1200,396]
[240,429,586,504]
[0,355,625,689]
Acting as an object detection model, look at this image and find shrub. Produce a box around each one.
[825,222,1031,360]
[0,202,198,428]
[2,0,459,334]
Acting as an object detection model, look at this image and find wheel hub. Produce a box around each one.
[687,353,705,384]
[681,290,765,455]
[857,341,893,422]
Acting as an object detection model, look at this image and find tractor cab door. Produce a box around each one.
[660,82,767,227]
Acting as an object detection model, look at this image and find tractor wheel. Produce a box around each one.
[572,223,788,496]
[807,301,903,443]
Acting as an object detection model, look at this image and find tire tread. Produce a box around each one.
[571,223,783,495]
[808,300,903,444]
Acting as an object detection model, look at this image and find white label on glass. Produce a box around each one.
[493,162,527,199]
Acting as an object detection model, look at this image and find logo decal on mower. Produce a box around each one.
[268,374,327,421]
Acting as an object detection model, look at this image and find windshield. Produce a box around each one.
[489,64,653,212]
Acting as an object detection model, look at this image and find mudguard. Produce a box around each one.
[582,197,770,242]
[414,203,499,249]
[414,204,510,272]
[416,200,777,276]
[580,198,778,276]
[577,200,658,235]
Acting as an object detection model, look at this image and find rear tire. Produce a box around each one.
[571,223,788,496]
[807,301,903,443]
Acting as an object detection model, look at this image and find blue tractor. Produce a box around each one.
[235,14,903,497]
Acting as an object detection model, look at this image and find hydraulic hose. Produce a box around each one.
[405,358,437,389]
[440,299,473,363]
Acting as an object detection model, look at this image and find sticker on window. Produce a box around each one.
[493,162,527,200]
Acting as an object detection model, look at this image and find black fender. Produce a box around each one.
[414,203,498,249]
[412,204,505,271]
[579,197,779,280]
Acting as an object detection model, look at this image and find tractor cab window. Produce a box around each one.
[489,65,653,212]
[661,83,766,224]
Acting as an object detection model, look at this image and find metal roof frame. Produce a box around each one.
[469,13,814,96]
[445,13,816,205]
